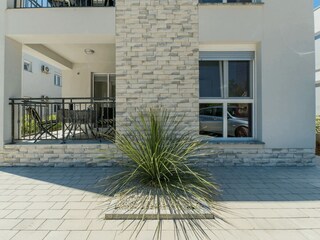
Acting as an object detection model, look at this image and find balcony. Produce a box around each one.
[14,0,115,8]
[10,97,115,143]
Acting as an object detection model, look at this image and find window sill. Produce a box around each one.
[201,138,265,147]
[199,2,264,6]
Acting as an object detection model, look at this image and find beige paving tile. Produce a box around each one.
[58,220,91,231]
[85,209,104,219]
[14,219,45,230]
[67,195,85,202]
[65,231,90,240]
[0,230,18,240]
[30,196,52,202]
[28,190,53,196]
[37,210,68,219]
[88,231,117,240]
[87,220,105,231]
[63,202,91,210]
[265,218,299,230]
[273,208,308,218]
[265,230,308,240]
[103,220,125,231]
[19,210,43,219]
[299,230,320,240]
[27,202,55,210]
[291,218,320,229]
[38,220,64,230]
[299,208,320,218]
[5,210,25,218]
[6,202,31,210]
[0,219,22,230]
[50,202,67,210]
[11,230,49,240]
[63,210,89,219]
[47,196,69,202]
[0,209,13,218]
[43,231,70,240]
[11,196,34,202]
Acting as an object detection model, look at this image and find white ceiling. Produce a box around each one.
[43,44,115,64]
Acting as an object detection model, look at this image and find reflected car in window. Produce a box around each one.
[199,106,249,137]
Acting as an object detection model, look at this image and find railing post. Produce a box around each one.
[62,98,65,144]
[11,99,15,144]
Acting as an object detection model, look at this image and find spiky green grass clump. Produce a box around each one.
[103,108,223,240]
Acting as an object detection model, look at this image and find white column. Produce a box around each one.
[1,37,23,145]
[0,2,6,147]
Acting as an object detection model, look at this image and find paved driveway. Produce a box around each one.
[0,165,320,240]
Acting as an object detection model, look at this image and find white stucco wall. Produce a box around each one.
[22,53,62,98]
[0,2,6,146]
[62,62,115,98]
[0,1,316,153]
[5,8,115,44]
[199,0,315,149]
[315,8,320,115]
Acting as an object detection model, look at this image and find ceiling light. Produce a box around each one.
[84,48,95,55]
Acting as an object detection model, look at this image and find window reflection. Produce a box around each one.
[199,104,223,137]
[227,103,252,138]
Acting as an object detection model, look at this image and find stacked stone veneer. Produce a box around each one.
[0,143,315,167]
[0,144,124,167]
[116,0,199,131]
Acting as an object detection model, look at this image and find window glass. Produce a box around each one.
[228,61,250,97]
[54,74,62,87]
[200,0,223,2]
[199,54,254,139]
[24,60,32,72]
[199,103,223,138]
[199,61,223,98]
[227,0,252,2]
[227,103,252,138]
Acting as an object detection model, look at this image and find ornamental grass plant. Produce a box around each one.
[102,108,225,240]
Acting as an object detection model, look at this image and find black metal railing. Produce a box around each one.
[14,0,115,8]
[10,97,115,143]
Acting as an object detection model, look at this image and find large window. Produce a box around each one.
[23,60,32,72]
[54,74,62,87]
[199,52,254,138]
[199,0,257,3]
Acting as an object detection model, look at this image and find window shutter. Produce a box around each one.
[200,51,255,61]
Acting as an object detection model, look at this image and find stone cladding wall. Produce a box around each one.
[0,143,315,167]
[115,0,199,131]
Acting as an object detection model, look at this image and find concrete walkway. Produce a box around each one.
[0,166,319,240]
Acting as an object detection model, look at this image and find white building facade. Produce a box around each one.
[315,7,320,115]
[0,0,316,166]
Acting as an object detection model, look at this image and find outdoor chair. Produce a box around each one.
[26,107,58,143]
